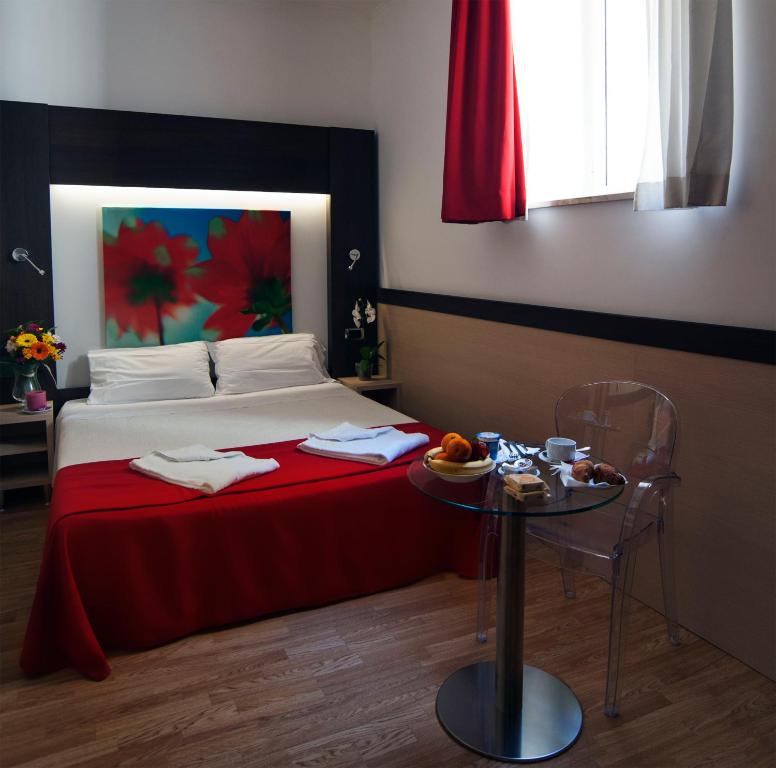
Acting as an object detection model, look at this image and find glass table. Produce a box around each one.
[408,450,625,763]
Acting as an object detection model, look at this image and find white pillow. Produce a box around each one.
[87,341,215,405]
[210,333,330,395]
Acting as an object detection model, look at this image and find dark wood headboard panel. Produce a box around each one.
[47,105,331,192]
[0,101,378,401]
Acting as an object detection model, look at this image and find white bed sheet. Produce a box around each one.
[55,382,415,474]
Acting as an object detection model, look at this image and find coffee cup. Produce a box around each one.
[545,437,576,462]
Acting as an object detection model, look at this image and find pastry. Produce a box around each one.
[571,459,595,482]
[505,473,545,493]
[504,473,550,503]
[593,462,624,484]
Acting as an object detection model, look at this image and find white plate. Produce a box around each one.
[538,449,589,464]
[423,461,496,484]
[21,406,52,415]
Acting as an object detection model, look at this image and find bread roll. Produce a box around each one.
[594,463,623,484]
[571,459,594,482]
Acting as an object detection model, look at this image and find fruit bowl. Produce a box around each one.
[423,447,495,483]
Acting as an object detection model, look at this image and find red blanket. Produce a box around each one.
[21,423,480,680]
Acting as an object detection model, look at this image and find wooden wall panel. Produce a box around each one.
[0,101,54,402]
[0,101,380,396]
[328,128,379,376]
[380,303,776,680]
[48,106,330,193]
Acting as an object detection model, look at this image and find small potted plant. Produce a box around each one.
[355,341,385,381]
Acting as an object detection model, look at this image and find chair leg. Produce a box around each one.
[476,515,498,643]
[657,495,680,646]
[604,548,638,717]
[559,549,580,598]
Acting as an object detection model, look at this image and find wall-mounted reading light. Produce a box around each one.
[11,247,46,276]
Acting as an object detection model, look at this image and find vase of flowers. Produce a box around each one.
[1,322,66,403]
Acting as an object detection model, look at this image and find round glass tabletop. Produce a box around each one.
[407,448,625,518]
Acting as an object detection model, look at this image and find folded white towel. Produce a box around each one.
[309,422,394,442]
[152,444,245,462]
[298,427,428,465]
[130,446,279,494]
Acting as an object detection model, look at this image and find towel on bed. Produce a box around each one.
[298,426,429,465]
[130,445,279,494]
[151,445,247,462]
[308,422,394,442]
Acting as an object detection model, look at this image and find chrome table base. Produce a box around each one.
[436,662,583,763]
[437,511,583,762]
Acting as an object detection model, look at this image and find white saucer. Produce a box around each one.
[538,449,589,464]
[498,458,534,474]
[498,464,540,477]
[21,406,52,415]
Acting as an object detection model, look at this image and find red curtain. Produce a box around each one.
[442,0,526,223]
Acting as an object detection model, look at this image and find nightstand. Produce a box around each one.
[337,376,403,409]
[0,402,54,508]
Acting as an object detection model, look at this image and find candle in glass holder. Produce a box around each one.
[25,390,47,411]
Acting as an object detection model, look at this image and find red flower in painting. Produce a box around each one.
[197,211,291,339]
[104,219,202,344]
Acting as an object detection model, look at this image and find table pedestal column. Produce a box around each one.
[435,513,583,762]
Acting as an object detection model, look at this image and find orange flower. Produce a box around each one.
[29,341,50,361]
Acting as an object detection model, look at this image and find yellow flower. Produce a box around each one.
[16,333,37,348]
[42,332,54,344]
[22,348,34,359]
[46,343,57,355]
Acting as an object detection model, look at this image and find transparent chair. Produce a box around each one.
[476,381,681,717]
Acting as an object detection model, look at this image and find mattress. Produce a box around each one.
[55,381,412,473]
[23,382,485,680]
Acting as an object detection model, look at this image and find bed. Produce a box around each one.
[21,382,480,680]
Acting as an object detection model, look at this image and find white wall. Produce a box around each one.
[2,0,773,334]
[1,0,377,387]
[0,0,374,129]
[50,186,330,387]
[371,0,776,331]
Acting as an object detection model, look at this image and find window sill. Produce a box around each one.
[528,192,634,210]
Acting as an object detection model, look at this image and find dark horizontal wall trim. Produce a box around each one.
[48,104,331,193]
[378,289,776,366]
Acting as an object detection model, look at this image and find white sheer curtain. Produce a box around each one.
[634,0,734,210]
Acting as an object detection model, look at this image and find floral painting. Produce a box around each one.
[101,208,291,346]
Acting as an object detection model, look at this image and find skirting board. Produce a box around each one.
[378,289,775,366]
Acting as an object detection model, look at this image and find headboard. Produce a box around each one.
[0,101,378,402]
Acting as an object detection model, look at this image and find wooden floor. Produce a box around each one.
[0,498,774,768]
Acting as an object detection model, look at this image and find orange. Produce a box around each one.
[445,437,472,462]
[441,432,462,451]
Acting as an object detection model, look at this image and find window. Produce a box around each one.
[511,0,649,207]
